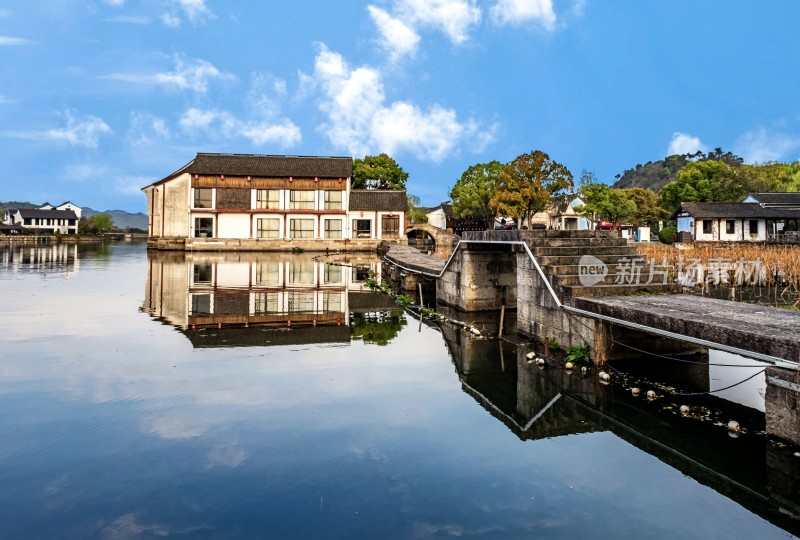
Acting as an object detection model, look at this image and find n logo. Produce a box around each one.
[579,255,608,287]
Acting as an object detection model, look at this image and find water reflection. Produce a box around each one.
[0,243,798,539]
[0,242,80,277]
[143,251,403,348]
[437,311,800,536]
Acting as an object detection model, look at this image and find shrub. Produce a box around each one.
[565,343,592,366]
[658,226,677,244]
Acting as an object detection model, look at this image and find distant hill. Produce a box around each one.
[0,201,148,230]
[82,208,148,230]
[612,149,744,192]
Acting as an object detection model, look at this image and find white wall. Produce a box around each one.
[427,209,447,230]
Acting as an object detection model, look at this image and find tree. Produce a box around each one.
[622,187,668,226]
[450,161,503,229]
[490,150,573,226]
[578,184,636,225]
[659,160,742,210]
[88,213,114,232]
[406,194,427,225]
[352,154,408,190]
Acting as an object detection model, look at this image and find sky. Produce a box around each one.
[1,1,799,213]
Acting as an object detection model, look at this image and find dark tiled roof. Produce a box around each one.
[152,153,353,186]
[349,190,408,211]
[746,192,800,207]
[671,202,800,220]
[18,209,78,219]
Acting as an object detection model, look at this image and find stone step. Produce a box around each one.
[562,282,682,299]
[537,253,645,266]
[552,273,673,287]
[533,237,629,248]
[533,245,638,257]
[521,230,621,240]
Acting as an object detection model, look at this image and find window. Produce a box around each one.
[288,261,315,285]
[749,220,759,235]
[194,188,212,208]
[254,292,281,314]
[382,215,400,238]
[324,190,343,210]
[190,294,211,315]
[323,264,343,284]
[255,262,281,286]
[194,217,213,238]
[725,220,735,235]
[256,189,279,209]
[287,292,315,313]
[322,291,342,312]
[353,219,371,238]
[257,218,280,239]
[702,220,712,234]
[193,263,212,284]
[354,266,371,283]
[324,219,342,239]
[290,218,314,239]
[289,190,315,210]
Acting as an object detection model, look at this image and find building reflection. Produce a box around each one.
[438,310,800,538]
[0,243,80,276]
[144,251,398,347]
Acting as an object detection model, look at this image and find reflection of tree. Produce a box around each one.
[350,311,406,346]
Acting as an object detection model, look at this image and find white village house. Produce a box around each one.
[141,153,406,250]
[2,201,82,234]
[671,200,800,242]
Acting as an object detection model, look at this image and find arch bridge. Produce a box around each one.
[405,224,459,258]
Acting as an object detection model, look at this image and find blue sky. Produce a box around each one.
[1,1,799,213]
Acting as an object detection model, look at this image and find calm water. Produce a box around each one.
[0,241,798,539]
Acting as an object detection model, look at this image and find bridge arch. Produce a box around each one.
[406,224,459,258]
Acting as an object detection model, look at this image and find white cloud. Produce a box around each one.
[394,0,481,44]
[103,55,234,94]
[368,5,421,62]
[102,0,125,6]
[667,132,706,156]
[305,45,493,161]
[0,95,14,104]
[0,36,32,45]
[1,110,112,148]
[490,0,556,30]
[128,111,171,146]
[734,128,800,164]
[179,107,302,148]
[162,0,214,27]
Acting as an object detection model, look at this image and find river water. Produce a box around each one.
[0,241,798,539]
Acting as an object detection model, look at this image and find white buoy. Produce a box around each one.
[598,371,610,382]
[565,361,574,370]
[646,390,657,399]
[680,405,690,415]
[727,420,740,432]
[631,387,641,396]
[526,351,536,360]
[470,327,481,336]
[537,358,546,366]
[794,452,800,458]
[581,366,587,374]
